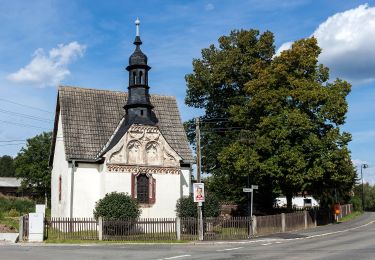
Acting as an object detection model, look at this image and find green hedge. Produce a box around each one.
[176,193,220,218]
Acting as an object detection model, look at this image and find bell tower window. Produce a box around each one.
[140,70,144,84]
[133,71,137,85]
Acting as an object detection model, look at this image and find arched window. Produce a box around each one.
[140,70,144,84]
[133,71,137,85]
[58,176,62,202]
[137,174,149,204]
[131,174,156,204]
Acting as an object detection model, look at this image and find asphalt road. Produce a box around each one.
[1,212,375,260]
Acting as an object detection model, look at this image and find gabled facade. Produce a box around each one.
[50,20,193,218]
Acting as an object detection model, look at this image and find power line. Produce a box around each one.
[0,97,52,114]
[0,120,51,130]
[0,143,25,147]
[0,140,26,143]
[0,108,53,123]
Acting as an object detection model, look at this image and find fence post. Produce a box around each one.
[19,216,24,242]
[304,211,308,229]
[314,209,317,227]
[98,217,103,241]
[281,213,286,232]
[251,216,257,236]
[176,217,181,241]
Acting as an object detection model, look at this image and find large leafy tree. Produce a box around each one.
[185,29,275,206]
[14,132,52,200]
[185,30,355,210]
[0,155,15,177]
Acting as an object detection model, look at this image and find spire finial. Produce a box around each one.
[135,18,140,37]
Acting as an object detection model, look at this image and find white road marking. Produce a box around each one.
[261,243,272,246]
[163,255,191,259]
[216,247,243,252]
[275,241,282,244]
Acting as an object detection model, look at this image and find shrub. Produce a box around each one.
[176,193,220,218]
[0,195,35,215]
[349,195,362,211]
[8,209,19,217]
[93,192,140,220]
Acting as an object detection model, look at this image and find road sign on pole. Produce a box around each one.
[252,185,259,190]
[243,188,253,193]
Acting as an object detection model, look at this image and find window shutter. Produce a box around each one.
[149,176,156,204]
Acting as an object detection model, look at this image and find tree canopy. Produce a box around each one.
[185,29,355,210]
[14,132,52,200]
[0,155,15,177]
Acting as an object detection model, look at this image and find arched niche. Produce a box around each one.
[127,140,142,164]
[145,142,160,165]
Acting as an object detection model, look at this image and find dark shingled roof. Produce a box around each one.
[51,86,194,164]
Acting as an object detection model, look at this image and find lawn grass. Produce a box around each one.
[45,239,190,244]
[338,211,363,223]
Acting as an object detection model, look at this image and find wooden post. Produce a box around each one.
[281,213,286,232]
[176,217,181,241]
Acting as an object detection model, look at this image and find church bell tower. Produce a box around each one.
[124,18,155,125]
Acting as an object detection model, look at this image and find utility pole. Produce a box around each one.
[195,117,204,241]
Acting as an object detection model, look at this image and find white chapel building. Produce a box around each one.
[49,20,194,218]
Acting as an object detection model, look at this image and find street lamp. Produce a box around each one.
[361,164,368,210]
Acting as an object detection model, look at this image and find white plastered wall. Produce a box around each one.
[71,163,101,218]
[51,113,70,217]
[69,165,191,218]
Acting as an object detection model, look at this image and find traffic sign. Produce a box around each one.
[252,185,259,190]
[243,188,253,193]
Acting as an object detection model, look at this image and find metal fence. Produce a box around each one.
[34,204,352,242]
[45,217,98,240]
[102,218,176,241]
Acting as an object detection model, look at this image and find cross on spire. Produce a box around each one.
[135,18,140,37]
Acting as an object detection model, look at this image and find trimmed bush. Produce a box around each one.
[93,192,140,220]
[176,193,220,218]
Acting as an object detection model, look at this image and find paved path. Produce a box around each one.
[1,212,375,260]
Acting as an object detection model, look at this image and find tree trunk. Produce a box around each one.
[286,194,293,210]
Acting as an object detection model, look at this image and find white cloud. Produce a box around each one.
[352,159,369,168]
[7,42,86,88]
[276,4,375,84]
[313,4,375,84]
[275,41,293,56]
[205,3,214,11]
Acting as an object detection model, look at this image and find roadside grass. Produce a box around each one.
[338,211,363,223]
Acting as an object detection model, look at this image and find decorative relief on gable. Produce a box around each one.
[127,140,142,164]
[145,142,160,165]
[106,124,182,170]
[108,145,124,163]
[107,164,181,175]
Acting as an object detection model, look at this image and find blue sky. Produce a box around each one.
[1,0,375,182]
